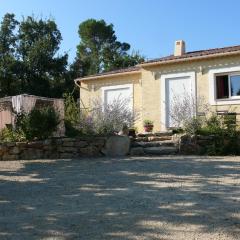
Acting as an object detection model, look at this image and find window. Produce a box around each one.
[216,75,228,99]
[230,75,240,97]
[216,73,240,99]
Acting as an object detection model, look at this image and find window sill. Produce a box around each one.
[210,98,240,106]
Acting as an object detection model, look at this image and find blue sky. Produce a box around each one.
[1,0,240,63]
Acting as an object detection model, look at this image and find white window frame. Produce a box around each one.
[209,66,240,105]
[101,84,133,111]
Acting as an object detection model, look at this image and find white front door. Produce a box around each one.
[161,72,196,130]
[102,84,133,110]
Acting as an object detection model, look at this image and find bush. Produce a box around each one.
[63,93,80,124]
[143,119,153,126]
[169,91,209,128]
[0,125,26,142]
[196,115,222,135]
[192,114,240,155]
[63,93,82,137]
[78,97,137,136]
[0,106,60,142]
[183,117,202,135]
[18,106,60,140]
[64,120,81,137]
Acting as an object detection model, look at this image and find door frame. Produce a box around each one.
[101,84,133,111]
[160,71,196,131]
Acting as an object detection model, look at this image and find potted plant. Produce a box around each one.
[143,119,154,132]
[128,127,137,138]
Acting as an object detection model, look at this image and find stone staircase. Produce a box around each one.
[130,132,178,156]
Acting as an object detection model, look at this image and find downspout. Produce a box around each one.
[74,79,82,121]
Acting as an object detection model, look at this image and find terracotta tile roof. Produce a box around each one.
[142,44,240,65]
[76,44,240,81]
[77,66,141,81]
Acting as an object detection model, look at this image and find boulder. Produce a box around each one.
[102,136,130,157]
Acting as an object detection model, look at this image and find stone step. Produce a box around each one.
[135,136,172,142]
[132,140,175,148]
[148,136,172,141]
[154,131,173,137]
[137,133,155,137]
[137,131,173,138]
[143,146,177,155]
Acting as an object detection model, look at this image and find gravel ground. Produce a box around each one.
[0,156,239,240]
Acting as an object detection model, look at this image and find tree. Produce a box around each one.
[0,13,19,97]
[75,19,144,77]
[17,16,68,97]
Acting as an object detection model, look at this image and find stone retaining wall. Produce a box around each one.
[177,134,240,155]
[0,137,107,160]
[177,135,213,154]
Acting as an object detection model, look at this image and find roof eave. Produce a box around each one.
[75,69,141,83]
[138,50,240,68]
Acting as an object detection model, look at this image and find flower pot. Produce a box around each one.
[144,125,153,132]
[128,128,136,138]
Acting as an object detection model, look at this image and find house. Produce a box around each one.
[0,94,65,136]
[75,41,240,132]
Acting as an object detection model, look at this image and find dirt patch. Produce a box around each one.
[0,156,239,239]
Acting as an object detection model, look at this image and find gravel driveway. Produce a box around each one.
[0,156,239,240]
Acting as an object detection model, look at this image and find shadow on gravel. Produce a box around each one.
[0,156,239,239]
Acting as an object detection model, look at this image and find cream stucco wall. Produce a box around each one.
[79,54,240,133]
[142,54,240,131]
[80,73,143,131]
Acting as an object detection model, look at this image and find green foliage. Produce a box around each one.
[172,128,184,134]
[204,115,223,134]
[63,92,82,137]
[17,16,68,97]
[0,13,19,97]
[64,120,81,138]
[18,107,60,140]
[78,98,135,136]
[183,117,202,135]
[0,125,26,142]
[75,19,144,77]
[143,119,153,126]
[0,13,69,98]
[191,114,240,155]
[0,107,59,141]
[63,92,80,124]
[0,14,144,97]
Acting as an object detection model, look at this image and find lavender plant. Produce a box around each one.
[79,96,137,136]
[168,89,210,134]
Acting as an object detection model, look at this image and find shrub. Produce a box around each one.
[63,93,82,137]
[2,106,60,141]
[169,91,209,133]
[63,93,80,124]
[193,114,240,155]
[78,97,137,136]
[0,125,26,142]
[26,107,59,140]
[183,117,202,135]
[143,119,153,126]
[196,115,223,136]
